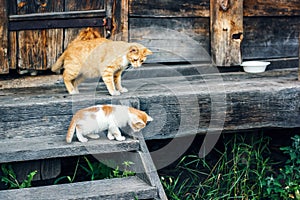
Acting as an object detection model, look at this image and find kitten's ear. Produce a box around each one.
[144,48,153,56]
[136,121,146,126]
[129,45,139,53]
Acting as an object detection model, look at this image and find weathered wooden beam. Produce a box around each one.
[0,0,9,74]
[129,0,210,18]
[129,0,300,18]
[244,0,300,17]
[114,0,129,41]
[0,136,140,163]
[0,67,299,141]
[9,17,106,31]
[299,33,300,81]
[0,176,157,200]
[243,17,300,60]
[210,0,243,66]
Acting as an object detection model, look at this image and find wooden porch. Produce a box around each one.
[0,0,300,199]
[1,64,300,141]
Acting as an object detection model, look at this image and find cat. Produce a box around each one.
[51,28,152,95]
[66,104,153,143]
[72,27,102,42]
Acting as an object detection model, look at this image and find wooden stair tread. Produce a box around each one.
[0,135,140,163]
[0,176,157,200]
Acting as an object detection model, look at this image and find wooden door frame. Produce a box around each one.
[0,0,9,74]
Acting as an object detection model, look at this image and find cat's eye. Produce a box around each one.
[133,59,138,62]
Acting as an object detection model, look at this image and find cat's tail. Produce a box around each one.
[66,116,77,143]
[51,51,66,73]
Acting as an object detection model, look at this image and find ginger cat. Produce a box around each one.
[72,27,101,42]
[52,28,152,95]
[66,104,153,143]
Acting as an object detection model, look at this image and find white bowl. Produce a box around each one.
[241,61,270,73]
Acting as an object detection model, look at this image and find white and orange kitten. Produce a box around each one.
[66,105,153,143]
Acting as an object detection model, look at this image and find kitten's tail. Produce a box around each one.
[51,51,66,73]
[66,116,77,143]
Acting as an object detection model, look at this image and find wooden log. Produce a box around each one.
[0,0,9,74]
[210,0,243,66]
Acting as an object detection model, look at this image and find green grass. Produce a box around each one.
[54,156,136,184]
[160,133,300,200]
[1,164,37,189]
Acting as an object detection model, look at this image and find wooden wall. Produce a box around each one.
[129,0,300,64]
[3,0,107,74]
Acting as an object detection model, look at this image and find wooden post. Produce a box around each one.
[298,33,300,81]
[210,0,243,66]
[0,0,9,74]
[110,0,129,41]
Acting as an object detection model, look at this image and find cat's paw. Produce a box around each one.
[115,135,126,141]
[110,91,121,96]
[70,90,79,95]
[107,132,115,140]
[119,87,128,93]
[79,137,88,143]
[87,134,100,139]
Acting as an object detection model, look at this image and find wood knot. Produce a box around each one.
[218,0,230,11]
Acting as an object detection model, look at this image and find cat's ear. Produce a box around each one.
[147,115,153,122]
[129,45,139,53]
[143,48,153,56]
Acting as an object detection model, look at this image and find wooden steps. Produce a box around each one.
[0,176,157,200]
[1,65,299,199]
[0,136,140,163]
[0,135,167,199]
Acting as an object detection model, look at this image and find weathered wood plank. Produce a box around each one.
[112,0,129,41]
[0,136,139,163]
[18,30,44,70]
[242,17,300,60]
[136,131,168,200]
[40,158,61,180]
[16,0,64,71]
[129,0,300,17]
[0,176,157,200]
[8,32,17,70]
[65,0,104,11]
[129,17,210,63]
[63,0,105,48]
[210,0,243,66]
[0,67,299,141]
[244,0,300,17]
[129,0,210,17]
[0,0,9,74]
